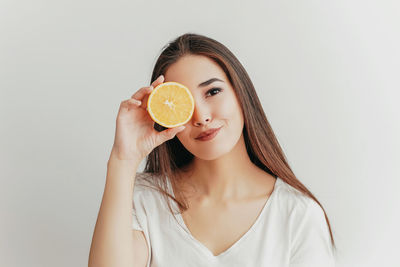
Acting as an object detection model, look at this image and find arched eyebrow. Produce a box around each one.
[198,78,224,88]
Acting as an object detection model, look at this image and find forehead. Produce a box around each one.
[164,55,227,88]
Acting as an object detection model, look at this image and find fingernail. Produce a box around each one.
[159,74,164,79]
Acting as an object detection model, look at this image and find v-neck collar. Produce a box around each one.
[166,175,281,259]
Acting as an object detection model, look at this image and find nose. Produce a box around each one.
[191,103,211,127]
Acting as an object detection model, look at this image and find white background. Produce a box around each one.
[1,0,399,266]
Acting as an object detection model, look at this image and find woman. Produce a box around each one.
[89,33,336,267]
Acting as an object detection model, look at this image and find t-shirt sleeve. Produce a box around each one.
[131,173,152,267]
[289,198,336,267]
[131,173,147,232]
[132,207,143,231]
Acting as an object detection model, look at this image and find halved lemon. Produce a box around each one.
[147,81,195,128]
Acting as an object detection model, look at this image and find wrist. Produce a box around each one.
[108,154,141,168]
[109,146,144,163]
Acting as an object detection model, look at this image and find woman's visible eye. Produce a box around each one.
[205,87,223,97]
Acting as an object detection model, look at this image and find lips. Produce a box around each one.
[195,126,222,139]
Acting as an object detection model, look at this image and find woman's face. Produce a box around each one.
[164,54,244,161]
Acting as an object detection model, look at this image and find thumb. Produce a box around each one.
[156,126,185,144]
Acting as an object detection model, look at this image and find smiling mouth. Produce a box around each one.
[195,127,222,141]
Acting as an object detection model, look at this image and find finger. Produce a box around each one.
[131,74,164,99]
[155,125,185,146]
[138,74,165,110]
[130,75,165,110]
[131,86,153,101]
[151,74,165,88]
[120,98,142,111]
[140,75,165,110]
[141,93,151,110]
[126,98,142,106]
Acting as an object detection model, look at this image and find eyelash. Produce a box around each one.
[205,87,222,97]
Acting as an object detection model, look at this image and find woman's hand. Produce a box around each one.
[110,74,185,161]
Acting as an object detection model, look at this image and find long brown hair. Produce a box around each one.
[142,32,336,251]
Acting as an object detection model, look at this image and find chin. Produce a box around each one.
[190,142,234,161]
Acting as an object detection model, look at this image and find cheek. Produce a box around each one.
[218,94,242,119]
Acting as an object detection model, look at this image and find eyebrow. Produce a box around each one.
[198,78,224,88]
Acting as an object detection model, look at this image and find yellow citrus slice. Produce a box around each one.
[147,81,195,128]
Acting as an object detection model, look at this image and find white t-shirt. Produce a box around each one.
[132,173,336,267]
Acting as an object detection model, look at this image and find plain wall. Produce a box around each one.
[1,0,399,266]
